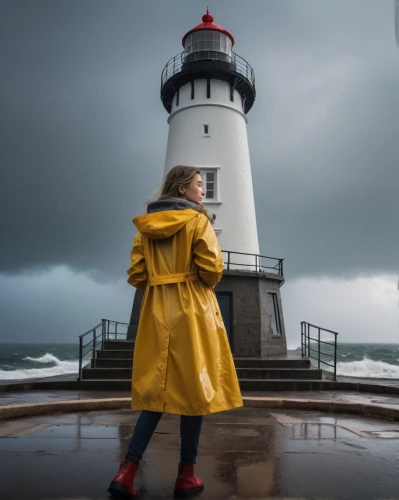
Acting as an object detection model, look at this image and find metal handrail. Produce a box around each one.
[77,319,130,382]
[221,250,284,276]
[301,321,339,381]
[161,50,255,90]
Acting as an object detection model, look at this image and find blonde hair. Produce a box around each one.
[156,165,208,215]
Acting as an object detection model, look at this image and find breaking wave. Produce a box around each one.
[0,353,79,380]
[337,357,399,379]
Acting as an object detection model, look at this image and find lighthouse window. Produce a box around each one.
[203,124,209,135]
[268,293,282,336]
[200,167,220,203]
[205,170,217,200]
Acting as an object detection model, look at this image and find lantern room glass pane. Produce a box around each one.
[184,30,232,60]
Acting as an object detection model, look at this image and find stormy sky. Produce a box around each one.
[1,0,398,345]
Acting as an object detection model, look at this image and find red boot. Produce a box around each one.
[174,464,204,498]
[108,459,139,498]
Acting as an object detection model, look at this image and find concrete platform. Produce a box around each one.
[1,406,399,500]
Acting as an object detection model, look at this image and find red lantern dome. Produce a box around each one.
[182,9,235,47]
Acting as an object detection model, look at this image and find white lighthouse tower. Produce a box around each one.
[129,10,288,357]
[161,10,259,259]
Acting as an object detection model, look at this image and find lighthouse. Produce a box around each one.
[161,10,259,260]
[129,10,288,357]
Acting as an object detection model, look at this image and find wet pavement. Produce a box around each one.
[1,406,399,500]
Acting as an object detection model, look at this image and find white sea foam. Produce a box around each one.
[337,357,399,379]
[0,354,79,380]
[24,354,63,364]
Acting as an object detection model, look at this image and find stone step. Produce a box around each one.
[82,366,322,381]
[234,357,311,369]
[94,350,313,368]
[96,350,133,359]
[92,357,313,369]
[239,379,330,391]
[236,368,322,380]
[103,340,134,351]
[80,379,132,391]
[82,368,132,380]
[79,378,331,392]
[92,358,134,368]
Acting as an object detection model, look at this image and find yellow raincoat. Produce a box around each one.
[127,199,243,416]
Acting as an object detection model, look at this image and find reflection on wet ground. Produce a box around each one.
[1,407,399,499]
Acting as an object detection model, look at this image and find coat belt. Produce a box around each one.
[148,271,199,286]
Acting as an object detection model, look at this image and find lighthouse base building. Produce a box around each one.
[214,271,287,357]
[128,269,287,357]
[128,11,287,357]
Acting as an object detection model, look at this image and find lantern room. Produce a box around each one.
[160,9,256,114]
[182,10,234,63]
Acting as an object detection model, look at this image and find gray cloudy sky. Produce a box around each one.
[1,0,398,345]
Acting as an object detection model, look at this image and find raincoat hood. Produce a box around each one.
[133,198,200,240]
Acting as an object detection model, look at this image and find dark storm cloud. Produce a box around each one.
[249,1,399,279]
[1,0,398,282]
[1,0,172,280]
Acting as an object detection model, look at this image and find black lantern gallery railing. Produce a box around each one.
[221,250,284,276]
[161,50,255,91]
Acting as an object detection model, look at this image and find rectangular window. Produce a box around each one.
[198,167,220,204]
[204,169,217,200]
[203,124,209,134]
[268,293,282,336]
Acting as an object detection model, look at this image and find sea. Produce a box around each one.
[0,342,399,381]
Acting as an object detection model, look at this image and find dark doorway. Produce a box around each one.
[216,292,233,352]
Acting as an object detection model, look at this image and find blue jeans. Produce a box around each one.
[125,410,203,466]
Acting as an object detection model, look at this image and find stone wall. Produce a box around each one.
[217,271,287,357]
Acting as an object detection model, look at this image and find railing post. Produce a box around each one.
[318,328,321,369]
[301,322,304,357]
[227,252,230,270]
[78,336,83,382]
[334,335,337,381]
[307,324,310,358]
[101,319,106,350]
[92,328,96,361]
[115,321,118,340]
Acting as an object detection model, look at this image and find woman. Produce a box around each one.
[108,165,243,498]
